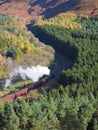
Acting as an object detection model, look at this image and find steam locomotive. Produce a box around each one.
[1,74,55,103]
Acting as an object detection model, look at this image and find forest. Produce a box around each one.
[0,13,98,130]
[0,14,54,79]
[0,14,40,78]
[0,14,41,59]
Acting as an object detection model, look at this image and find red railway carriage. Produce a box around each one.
[2,94,15,103]
[1,88,28,103]
[15,88,28,98]
[10,94,15,99]
[1,74,55,103]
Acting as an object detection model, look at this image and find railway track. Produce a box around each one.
[1,74,55,103]
[0,52,73,103]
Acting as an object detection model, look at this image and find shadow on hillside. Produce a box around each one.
[27,24,78,62]
[29,0,80,19]
[0,0,11,6]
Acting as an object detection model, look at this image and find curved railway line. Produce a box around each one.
[0,52,73,103]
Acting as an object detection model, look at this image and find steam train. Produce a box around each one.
[1,74,55,103]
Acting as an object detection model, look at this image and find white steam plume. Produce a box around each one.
[4,65,50,87]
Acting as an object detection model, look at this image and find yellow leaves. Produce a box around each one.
[0,92,3,97]
[0,54,3,61]
[20,43,24,49]
[25,43,32,54]
[0,65,6,78]
[37,13,82,30]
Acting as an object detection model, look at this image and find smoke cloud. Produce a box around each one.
[4,65,50,87]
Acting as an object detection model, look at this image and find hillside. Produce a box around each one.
[0,12,98,130]
[0,0,98,22]
[29,12,98,130]
[73,0,98,16]
[0,14,54,78]
[0,1,98,130]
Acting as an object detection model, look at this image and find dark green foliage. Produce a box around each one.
[32,25,78,61]
[0,14,98,130]
[6,46,17,59]
[0,103,19,130]
[0,88,97,130]
[32,16,98,95]
[30,15,98,130]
